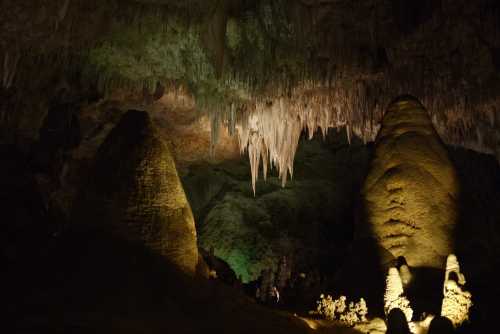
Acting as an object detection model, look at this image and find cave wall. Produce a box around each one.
[182,130,370,282]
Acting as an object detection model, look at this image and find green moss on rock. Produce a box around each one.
[87,14,216,93]
[84,1,314,107]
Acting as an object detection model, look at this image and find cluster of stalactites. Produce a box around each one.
[230,84,383,194]
[429,96,500,159]
[206,78,499,194]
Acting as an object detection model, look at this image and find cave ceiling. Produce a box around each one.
[1,0,499,184]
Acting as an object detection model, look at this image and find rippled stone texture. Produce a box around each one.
[363,96,459,268]
[75,110,198,274]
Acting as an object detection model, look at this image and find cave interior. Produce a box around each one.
[2,1,500,333]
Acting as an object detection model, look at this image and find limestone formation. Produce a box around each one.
[441,254,472,327]
[443,254,466,294]
[75,110,198,274]
[384,267,413,322]
[363,96,459,268]
[396,257,412,287]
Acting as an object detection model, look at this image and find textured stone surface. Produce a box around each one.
[74,110,198,274]
[183,132,370,282]
[363,96,459,268]
[1,0,500,163]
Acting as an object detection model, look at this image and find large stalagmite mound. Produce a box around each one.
[362,96,459,268]
[74,110,198,274]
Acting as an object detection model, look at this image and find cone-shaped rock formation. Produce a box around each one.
[74,110,198,274]
[363,96,459,268]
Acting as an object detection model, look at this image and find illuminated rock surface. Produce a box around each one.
[74,110,198,273]
[363,96,459,268]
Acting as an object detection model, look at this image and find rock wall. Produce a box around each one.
[73,110,198,274]
[363,96,459,268]
[183,130,370,282]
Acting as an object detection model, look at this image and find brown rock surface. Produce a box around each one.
[74,110,198,274]
[362,96,459,268]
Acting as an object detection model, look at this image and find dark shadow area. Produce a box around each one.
[326,138,388,317]
[391,0,440,35]
[5,229,312,334]
[1,138,313,334]
[386,308,411,334]
[449,147,500,333]
[405,267,444,317]
[1,136,312,333]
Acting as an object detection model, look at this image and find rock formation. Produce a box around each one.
[74,110,198,274]
[191,132,368,283]
[441,254,472,327]
[363,96,459,268]
[384,267,413,322]
[443,254,466,294]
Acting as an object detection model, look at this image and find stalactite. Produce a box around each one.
[228,102,236,136]
[214,73,500,193]
[210,108,221,157]
[2,51,20,89]
[231,83,384,193]
[55,0,71,31]
[2,52,9,88]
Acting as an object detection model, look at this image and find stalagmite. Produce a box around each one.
[442,254,466,294]
[441,254,472,327]
[384,267,413,322]
[73,110,199,274]
[362,95,459,268]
